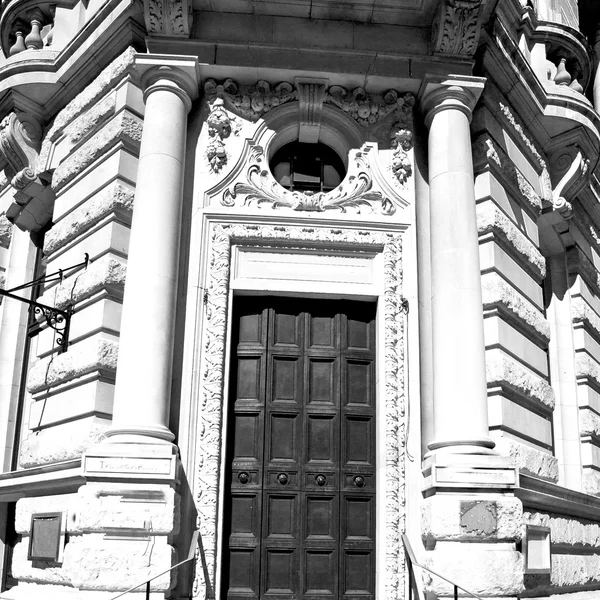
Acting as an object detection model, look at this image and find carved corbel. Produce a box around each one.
[296,78,328,144]
[0,110,55,233]
[549,147,590,220]
[142,0,193,37]
[431,0,485,57]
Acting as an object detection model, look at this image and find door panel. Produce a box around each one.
[223,298,375,600]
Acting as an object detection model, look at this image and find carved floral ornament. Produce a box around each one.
[431,0,483,57]
[142,0,193,37]
[222,144,409,215]
[203,78,414,186]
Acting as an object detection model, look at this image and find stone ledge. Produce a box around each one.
[494,436,559,482]
[19,418,109,469]
[37,257,126,311]
[477,201,546,280]
[572,296,600,344]
[51,111,143,193]
[27,337,118,394]
[482,272,550,343]
[44,183,134,256]
[576,353,600,392]
[63,95,117,149]
[486,348,555,410]
[580,408,600,438]
[582,469,600,497]
[525,510,600,547]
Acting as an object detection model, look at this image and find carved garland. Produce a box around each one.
[193,223,407,599]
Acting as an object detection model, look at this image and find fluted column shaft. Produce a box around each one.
[422,78,494,455]
[107,57,198,444]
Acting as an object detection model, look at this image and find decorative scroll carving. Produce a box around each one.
[204,78,296,121]
[222,144,407,214]
[142,0,193,37]
[193,224,406,599]
[431,0,484,57]
[549,147,590,220]
[0,110,54,233]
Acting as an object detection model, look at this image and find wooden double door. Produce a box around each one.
[222,297,376,600]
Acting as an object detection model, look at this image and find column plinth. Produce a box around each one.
[104,56,199,447]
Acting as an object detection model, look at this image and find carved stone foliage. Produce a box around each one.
[193,223,406,599]
[142,0,193,37]
[431,0,483,57]
[0,110,54,233]
[222,144,407,215]
[205,97,241,173]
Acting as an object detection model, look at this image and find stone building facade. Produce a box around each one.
[0,0,599,598]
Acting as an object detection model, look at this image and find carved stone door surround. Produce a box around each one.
[188,221,408,600]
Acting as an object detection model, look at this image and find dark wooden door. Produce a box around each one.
[222,297,376,600]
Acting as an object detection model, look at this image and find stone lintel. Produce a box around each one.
[83,443,179,486]
[423,453,518,495]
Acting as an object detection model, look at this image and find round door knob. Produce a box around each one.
[315,474,327,486]
[353,475,365,488]
[277,473,289,485]
[238,472,250,484]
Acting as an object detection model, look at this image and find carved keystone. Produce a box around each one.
[296,78,328,143]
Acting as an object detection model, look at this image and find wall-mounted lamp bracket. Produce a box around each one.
[0,254,89,354]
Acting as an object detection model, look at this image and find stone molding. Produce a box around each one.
[194,223,406,600]
[576,352,600,392]
[142,0,193,38]
[494,438,559,481]
[572,296,600,342]
[431,0,485,57]
[296,77,327,143]
[477,201,546,280]
[486,348,555,410]
[473,133,543,213]
[567,246,600,298]
[222,144,409,215]
[481,272,550,342]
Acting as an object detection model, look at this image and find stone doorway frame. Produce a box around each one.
[189,220,408,600]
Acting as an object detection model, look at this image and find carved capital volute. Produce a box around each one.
[134,55,200,111]
[431,0,485,58]
[142,0,193,38]
[0,110,43,180]
[419,75,486,129]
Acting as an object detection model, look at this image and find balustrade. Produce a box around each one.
[7,5,54,56]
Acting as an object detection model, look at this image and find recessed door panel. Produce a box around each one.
[223,298,376,600]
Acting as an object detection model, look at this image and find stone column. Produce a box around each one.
[421,76,494,457]
[106,56,199,445]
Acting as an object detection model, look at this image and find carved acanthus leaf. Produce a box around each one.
[142,0,193,37]
[222,145,404,215]
[431,0,484,57]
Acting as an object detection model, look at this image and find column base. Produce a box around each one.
[104,424,175,445]
[422,453,517,495]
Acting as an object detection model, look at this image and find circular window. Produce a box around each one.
[269,141,346,193]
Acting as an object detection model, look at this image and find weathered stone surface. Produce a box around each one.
[477,201,546,279]
[16,494,79,534]
[44,185,134,256]
[482,272,550,341]
[422,495,523,542]
[69,535,173,592]
[572,296,600,341]
[64,95,117,147]
[0,212,12,248]
[580,408,600,437]
[51,111,143,192]
[27,337,118,394]
[11,534,174,592]
[582,469,600,496]
[568,247,600,298]
[77,483,178,534]
[576,353,600,390]
[525,511,600,546]
[37,256,126,310]
[486,348,555,410]
[0,273,4,290]
[494,437,559,481]
[551,554,600,587]
[19,418,109,468]
[424,542,524,596]
[43,48,137,145]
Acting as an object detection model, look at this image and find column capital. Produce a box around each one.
[419,74,486,129]
[134,54,200,111]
